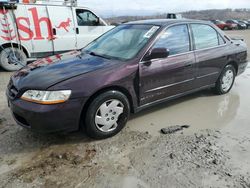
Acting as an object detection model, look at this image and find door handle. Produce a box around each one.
[52,28,56,35]
[76,28,79,34]
[184,63,192,67]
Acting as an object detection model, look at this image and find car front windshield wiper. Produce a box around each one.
[88,51,111,60]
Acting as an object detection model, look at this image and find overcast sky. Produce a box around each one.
[79,0,250,17]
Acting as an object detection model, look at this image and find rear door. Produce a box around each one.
[139,24,197,105]
[190,23,227,87]
[47,6,77,53]
[12,5,33,55]
[73,8,113,49]
[25,5,54,57]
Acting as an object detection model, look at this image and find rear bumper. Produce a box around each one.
[8,97,86,133]
[226,25,234,29]
[237,61,249,76]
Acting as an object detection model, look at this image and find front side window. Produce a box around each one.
[76,9,99,26]
[191,24,220,50]
[84,24,160,60]
[152,24,190,56]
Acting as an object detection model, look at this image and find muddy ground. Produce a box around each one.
[0,30,250,188]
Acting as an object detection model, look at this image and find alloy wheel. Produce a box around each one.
[221,69,234,92]
[95,99,124,132]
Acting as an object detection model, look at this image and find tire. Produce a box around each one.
[0,47,27,71]
[214,64,236,95]
[84,90,130,139]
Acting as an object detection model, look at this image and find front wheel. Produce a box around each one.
[0,47,27,71]
[214,64,236,95]
[84,91,130,139]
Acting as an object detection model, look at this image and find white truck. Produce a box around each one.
[0,0,114,71]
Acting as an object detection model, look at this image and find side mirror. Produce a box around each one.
[95,17,100,25]
[143,48,169,61]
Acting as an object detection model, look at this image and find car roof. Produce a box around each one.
[125,19,211,26]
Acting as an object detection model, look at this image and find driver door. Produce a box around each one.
[139,24,197,105]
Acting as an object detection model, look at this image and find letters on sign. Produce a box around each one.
[0,7,71,41]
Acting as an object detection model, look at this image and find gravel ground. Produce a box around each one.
[0,30,250,188]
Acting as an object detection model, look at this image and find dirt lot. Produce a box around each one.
[0,30,250,188]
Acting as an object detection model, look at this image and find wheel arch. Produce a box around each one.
[79,85,135,129]
[227,60,238,75]
[0,43,30,58]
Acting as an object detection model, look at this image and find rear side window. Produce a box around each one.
[191,24,221,50]
[153,24,190,56]
[218,34,226,45]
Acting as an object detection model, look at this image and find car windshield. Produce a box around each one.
[83,24,160,61]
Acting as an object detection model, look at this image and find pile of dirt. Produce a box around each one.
[1,147,97,187]
[0,130,152,188]
[1,128,249,188]
[128,130,250,187]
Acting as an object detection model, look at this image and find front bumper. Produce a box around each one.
[8,97,86,133]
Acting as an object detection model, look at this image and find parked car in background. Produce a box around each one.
[226,20,247,29]
[7,19,248,139]
[240,20,250,29]
[166,13,183,19]
[210,20,236,30]
[0,1,114,71]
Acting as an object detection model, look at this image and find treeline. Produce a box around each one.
[182,9,250,20]
[106,9,250,24]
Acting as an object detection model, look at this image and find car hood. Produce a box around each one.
[12,51,119,90]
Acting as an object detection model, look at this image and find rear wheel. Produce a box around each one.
[84,90,130,139]
[0,47,27,71]
[214,64,236,95]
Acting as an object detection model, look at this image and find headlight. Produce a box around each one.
[21,90,71,104]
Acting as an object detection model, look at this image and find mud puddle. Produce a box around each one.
[128,67,250,137]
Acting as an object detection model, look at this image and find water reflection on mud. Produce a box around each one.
[128,86,241,136]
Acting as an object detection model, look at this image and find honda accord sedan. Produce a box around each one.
[6,19,248,139]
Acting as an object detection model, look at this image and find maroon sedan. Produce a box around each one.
[211,20,237,30]
[6,19,248,139]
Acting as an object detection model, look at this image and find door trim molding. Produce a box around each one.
[136,84,215,113]
[145,78,195,93]
[196,72,219,79]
